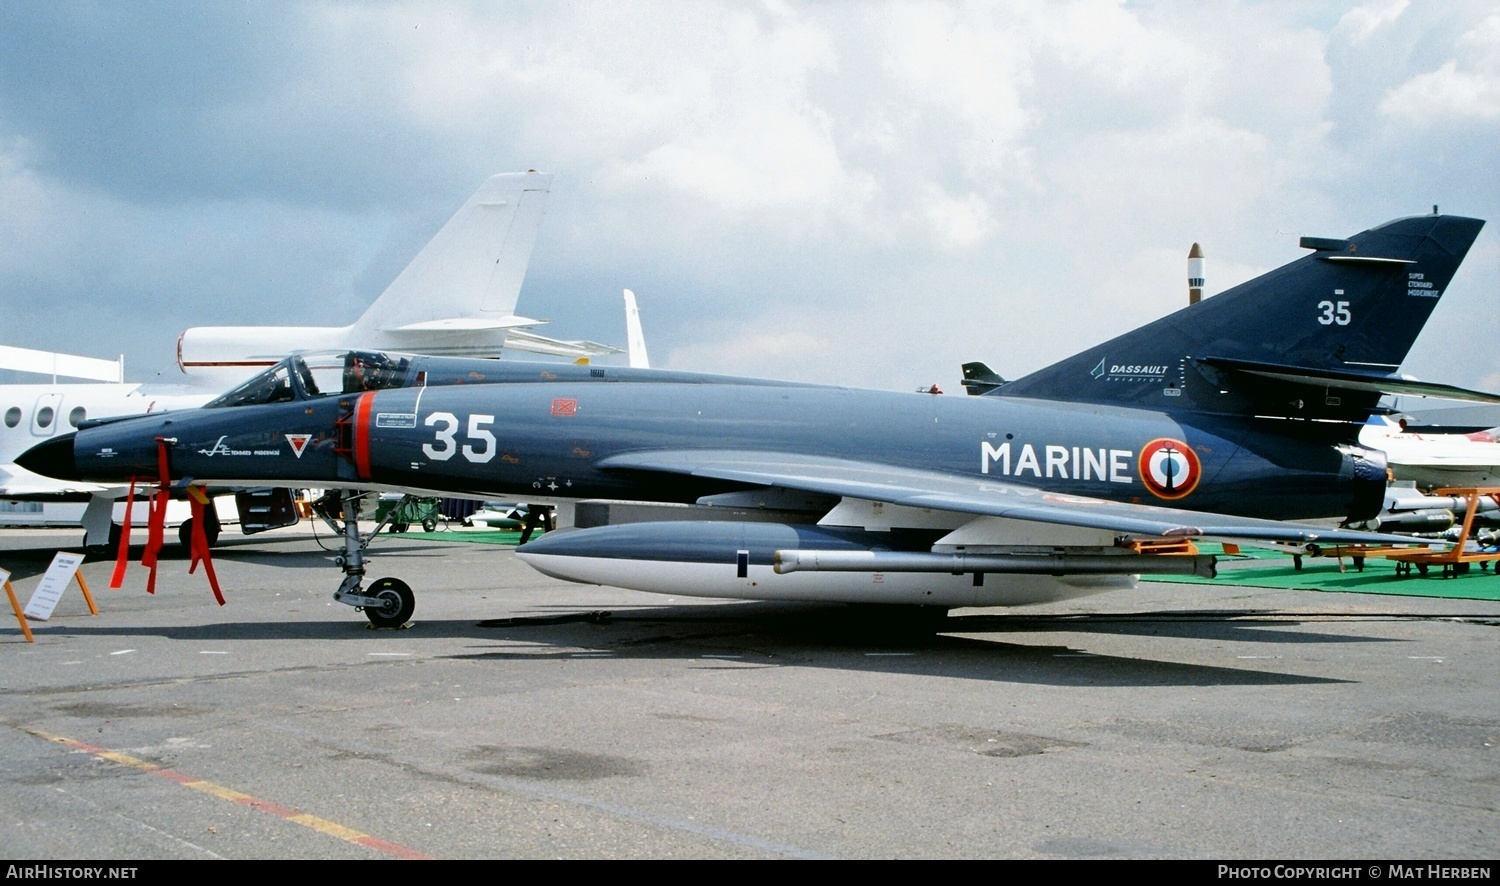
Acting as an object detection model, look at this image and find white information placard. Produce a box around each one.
[23,552,85,621]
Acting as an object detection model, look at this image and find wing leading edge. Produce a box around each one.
[596,449,1416,547]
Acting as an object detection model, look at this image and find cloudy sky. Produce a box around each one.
[2,0,1496,396]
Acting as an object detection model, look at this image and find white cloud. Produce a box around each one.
[920,187,993,251]
[1381,60,1500,120]
[1337,0,1410,45]
[1380,14,1500,121]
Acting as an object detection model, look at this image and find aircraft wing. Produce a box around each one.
[0,345,123,383]
[596,449,1412,546]
[0,465,112,498]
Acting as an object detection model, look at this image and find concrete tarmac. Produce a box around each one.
[1,527,1496,860]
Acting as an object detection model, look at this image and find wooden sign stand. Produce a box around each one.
[4,571,31,643]
[5,556,99,643]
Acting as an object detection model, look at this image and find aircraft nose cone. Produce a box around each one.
[16,433,81,481]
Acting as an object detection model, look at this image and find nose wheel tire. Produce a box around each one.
[363,577,415,628]
[178,513,222,549]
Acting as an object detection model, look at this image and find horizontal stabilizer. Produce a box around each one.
[0,345,123,382]
[1199,357,1500,404]
[386,315,545,332]
[1319,255,1416,265]
[503,329,624,359]
[961,362,1007,395]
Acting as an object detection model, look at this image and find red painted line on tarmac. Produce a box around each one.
[152,768,197,785]
[25,728,433,860]
[355,834,433,858]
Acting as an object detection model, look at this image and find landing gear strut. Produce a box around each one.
[518,505,557,544]
[318,489,418,628]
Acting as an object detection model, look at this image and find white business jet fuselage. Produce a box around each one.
[1358,415,1500,489]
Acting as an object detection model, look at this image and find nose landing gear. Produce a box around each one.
[319,489,418,628]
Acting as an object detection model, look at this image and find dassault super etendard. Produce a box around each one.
[20,213,1492,627]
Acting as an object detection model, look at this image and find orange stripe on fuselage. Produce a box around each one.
[354,392,375,480]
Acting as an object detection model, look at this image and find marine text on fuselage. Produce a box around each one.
[980,441,1133,483]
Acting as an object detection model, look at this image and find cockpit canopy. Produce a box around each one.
[203,351,418,408]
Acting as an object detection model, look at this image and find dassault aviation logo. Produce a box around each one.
[1091,356,1170,381]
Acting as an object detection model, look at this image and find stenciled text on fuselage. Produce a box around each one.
[980,440,1133,483]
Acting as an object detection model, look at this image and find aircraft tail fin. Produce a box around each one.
[350,171,554,350]
[176,172,566,373]
[624,289,650,369]
[993,213,1488,423]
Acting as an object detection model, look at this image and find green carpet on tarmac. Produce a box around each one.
[404,529,534,546]
[1144,543,1500,601]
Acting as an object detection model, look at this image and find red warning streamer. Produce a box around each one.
[109,478,136,589]
[186,486,225,606]
[141,439,171,594]
[129,437,224,604]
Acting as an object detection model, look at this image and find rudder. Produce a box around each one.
[993,213,1485,422]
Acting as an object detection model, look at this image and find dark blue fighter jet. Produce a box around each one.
[20,213,1492,626]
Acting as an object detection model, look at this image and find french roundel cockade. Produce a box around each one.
[1138,438,1201,500]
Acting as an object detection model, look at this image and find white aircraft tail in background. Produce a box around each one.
[174,171,618,382]
[623,289,650,369]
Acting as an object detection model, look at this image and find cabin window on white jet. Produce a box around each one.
[35,406,54,429]
[68,407,87,427]
[3,407,18,428]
